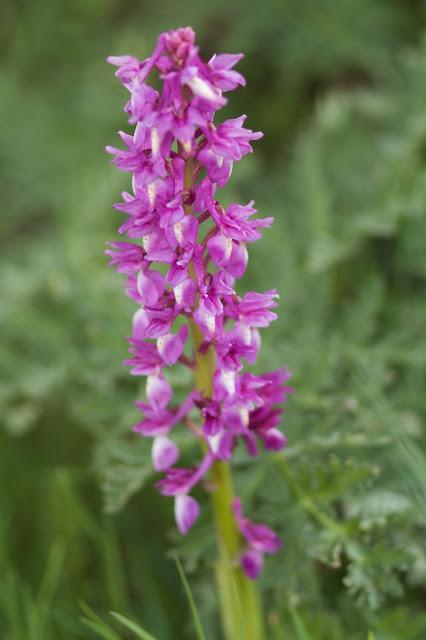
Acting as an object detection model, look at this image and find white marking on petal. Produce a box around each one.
[174,221,185,244]
[151,127,160,157]
[152,435,178,471]
[223,370,235,395]
[142,235,152,251]
[205,313,215,333]
[175,494,200,535]
[187,76,217,101]
[182,140,192,154]
[208,432,221,455]
[174,282,184,305]
[240,408,249,428]
[239,323,252,344]
[147,181,157,207]
[157,335,166,350]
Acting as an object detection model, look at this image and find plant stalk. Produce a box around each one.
[189,318,265,640]
[184,156,265,640]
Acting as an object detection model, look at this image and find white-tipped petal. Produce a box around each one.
[174,495,200,535]
[152,435,179,471]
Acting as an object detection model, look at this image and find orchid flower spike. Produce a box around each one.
[106,26,293,578]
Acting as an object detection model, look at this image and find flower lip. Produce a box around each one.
[174,494,200,534]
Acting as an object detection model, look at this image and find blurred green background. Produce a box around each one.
[2,1,426,638]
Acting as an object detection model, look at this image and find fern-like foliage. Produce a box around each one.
[1,1,426,638]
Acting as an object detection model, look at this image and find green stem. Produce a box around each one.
[183,152,264,638]
[189,318,265,640]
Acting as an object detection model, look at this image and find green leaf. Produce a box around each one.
[174,555,207,640]
[110,611,157,640]
[288,600,312,640]
[81,617,121,640]
[80,603,121,640]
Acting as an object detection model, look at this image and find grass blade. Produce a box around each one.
[80,603,121,640]
[288,599,312,640]
[110,611,157,640]
[37,540,66,619]
[81,617,121,640]
[174,555,207,640]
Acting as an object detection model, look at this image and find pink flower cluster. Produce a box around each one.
[106,27,293,579]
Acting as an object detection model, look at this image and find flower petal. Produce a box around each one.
[157,325,188,365]
[207,234,233,266]
[152,435,179,471]
[146,374,173,409]
[262,428,288,451]
[241,549,263,579]
[174,494,200,535]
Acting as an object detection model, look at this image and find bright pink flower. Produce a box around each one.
[207,53,246,91]
[201,115,262,162]
[225,290,279,327]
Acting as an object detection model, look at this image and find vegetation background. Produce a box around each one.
[1,1,426,638]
